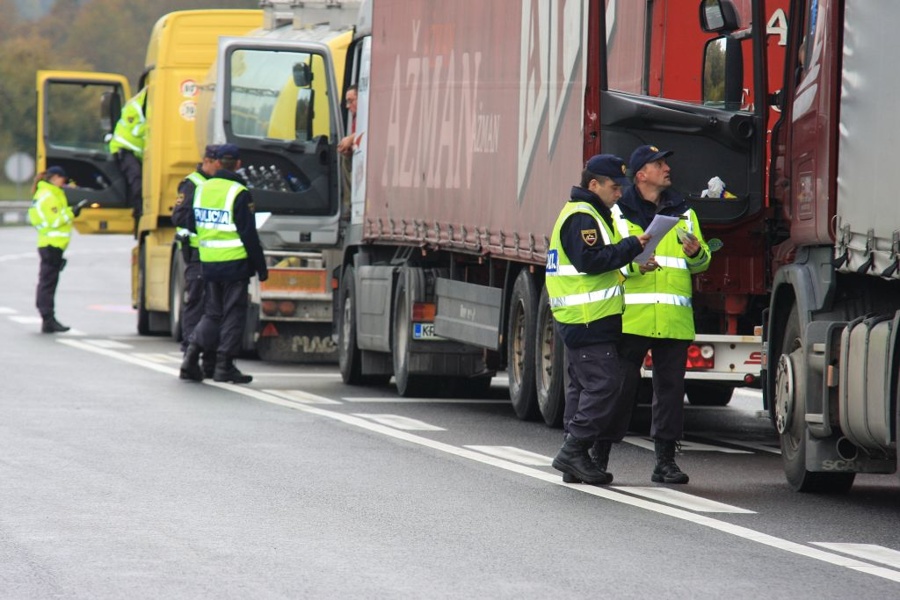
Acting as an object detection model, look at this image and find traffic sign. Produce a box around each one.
[4,152,35,184]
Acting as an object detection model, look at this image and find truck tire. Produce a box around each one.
[137,243,150,335]
[535,285,564,427]
[777,303,855,493]
[169,249,185,342]
[686,382,734,406]
[393,267,428,397]
[507,270,539,420]
[338,266,365,384]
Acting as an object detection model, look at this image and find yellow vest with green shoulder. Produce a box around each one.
[546,201,624,324]
[193,177,249,263]
[177,171,206,250]
[29,180,74,250]
[610,205,711,339]
[108,87,147,158]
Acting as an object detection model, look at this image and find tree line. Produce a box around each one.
[0,0,257,185]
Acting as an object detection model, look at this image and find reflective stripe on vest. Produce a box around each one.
[546,201,623,324]
[624,293,692,307]
[193,179,248,263]
[177,172,205,249]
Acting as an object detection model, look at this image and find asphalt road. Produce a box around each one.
[2,228,900,598]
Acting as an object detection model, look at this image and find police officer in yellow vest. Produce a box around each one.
[172,145,220,367]
[547,154,650,485]
[108,87,147,226]
[28,166,85,333]
[613,145,711,484]
[178,145,268,384]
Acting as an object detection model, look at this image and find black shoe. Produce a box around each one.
[201,351,217,379]
[213,356,252,384]
[552,435,612,485]
[41,318,70,334]
[179,343,204,382]
[561,440,614,484]
[651,439,689,484]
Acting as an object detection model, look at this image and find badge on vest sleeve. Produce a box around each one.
[581,229,598,246]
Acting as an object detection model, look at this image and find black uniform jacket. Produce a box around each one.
[556,186,643,348]
[171,169,268,283]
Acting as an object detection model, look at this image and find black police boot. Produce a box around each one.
[201,351,217,379]
[553,434,612,485]
[41,317,70,334]
[179,343,204,382]
[651,439,689,484]
[562,439,615,484]
[213,355,252,384]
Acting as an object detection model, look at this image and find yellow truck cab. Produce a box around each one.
[36,9,262,336]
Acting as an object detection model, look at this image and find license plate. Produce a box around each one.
[413,322,440,340]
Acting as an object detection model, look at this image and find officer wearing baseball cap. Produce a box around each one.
[546,153,650,485]
[178,143,268,384]
[171,145,220,370]
[607,144,712,485]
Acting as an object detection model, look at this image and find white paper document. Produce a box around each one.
[633,214,681,264]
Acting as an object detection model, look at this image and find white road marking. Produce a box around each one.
[812,544,900,569]
[133,352,182,363]
[344,397,508,404]
[264,389,341,405]
[618,487,755,514]
[351,414,446,431]
[250,372,343,379]
[52,338,900,583]
[9,316,42,324]
[0,307,17,314]
[465,445,553,466]
[624,436,752,454]
[0,252,35,262]
[86,339,133,349]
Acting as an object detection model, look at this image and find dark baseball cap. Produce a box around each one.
[629,145,673,174]
[585,154,629,186]
[46,165,68,179]
[203,144,219,159]
[214,144,240,160]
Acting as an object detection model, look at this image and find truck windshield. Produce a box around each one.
[228,49,332,143]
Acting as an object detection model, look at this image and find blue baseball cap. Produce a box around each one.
[585,154,629,186]
[203,144,219,159]
[214,144,240,160]
[47,165,68,179]
[629,145,673,174]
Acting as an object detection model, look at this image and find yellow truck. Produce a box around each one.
[36,2,354,362]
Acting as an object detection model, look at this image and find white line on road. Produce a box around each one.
[9,315,42,324]
[352,414,446,431]
[86,339,134,349]
[617,487,755,514]
[0,306,17,314]
[132,352,182,363]
[53,337,900,584]
[812,544,900,569]
[624,436,752,454]
[264,389,342,405]
[465,445,553,466]
[344,397,509,404]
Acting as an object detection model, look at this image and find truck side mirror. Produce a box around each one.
[702,36,743,110]
[699,0,740,33]
[293,62,312,88]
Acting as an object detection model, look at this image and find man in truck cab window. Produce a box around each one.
[613,145,712,485]
[108,86,147,231]
[546,154,649,486]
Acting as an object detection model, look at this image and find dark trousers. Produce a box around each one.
[618,334,690,441]
[36,246,65,319]
[117,150,142,220]
[562,342,624,441]
[190,278,249,358]
[180,254,205,352]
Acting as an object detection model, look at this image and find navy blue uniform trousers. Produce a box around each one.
[190,278,249,359]
[563,342,624,441]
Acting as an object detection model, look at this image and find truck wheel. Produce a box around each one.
[507,270,539,420]
[169,250,185,342]
[137,243,150,335]
[777,303,855,493]
[686,382,734,406]
[338,266,364,384]
[535,285,564,427]
[393,267,428,397]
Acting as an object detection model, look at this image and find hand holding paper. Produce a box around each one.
[633,214,680,264]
